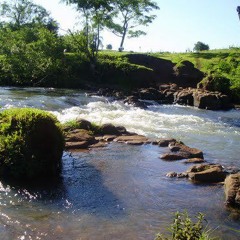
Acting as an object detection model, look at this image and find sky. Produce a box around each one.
[32,0,240,52]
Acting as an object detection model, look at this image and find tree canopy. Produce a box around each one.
[0,0,58,31]
[62,0,159,52]
[0,1,63,86]
[106,0,159,51]
[62,0,113,61]
[193,41,210,52]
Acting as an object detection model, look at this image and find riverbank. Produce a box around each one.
[1,49,240,105]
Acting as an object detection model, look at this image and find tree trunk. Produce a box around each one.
[119,20,128,51]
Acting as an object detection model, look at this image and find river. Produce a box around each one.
[0,87,240,239]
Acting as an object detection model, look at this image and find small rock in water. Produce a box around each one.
[166,172,177,178]
[177,172,188,178]
[184,158,205,164]
[157,138,177,147]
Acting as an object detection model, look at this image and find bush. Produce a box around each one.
[0,26,64,86]
[198,73,231,94]
[0,108,64,180]
[155,212,214,240]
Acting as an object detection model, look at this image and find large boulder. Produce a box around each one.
[173,60,204,88]
[138,88,164,100]
[193,90,233,110]
[0,108,64,181]
[224,173,240,206]
[100,123,121,135]
[174,89,194,106]
[160,142,204,160]
[123,95,147,109]
[187,164,227,183]
[65,129,96,150]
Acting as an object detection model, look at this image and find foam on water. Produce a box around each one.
[52,98,240,165]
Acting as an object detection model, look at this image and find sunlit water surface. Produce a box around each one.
[0,87,240,239]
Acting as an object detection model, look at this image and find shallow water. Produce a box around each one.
[0,87,240,239]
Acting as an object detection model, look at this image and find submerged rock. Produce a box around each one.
[184,158,206,164]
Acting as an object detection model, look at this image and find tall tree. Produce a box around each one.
[0,0,58,31]
[106,0,159,51]
[62,0,113,62]
[193,41,209,52]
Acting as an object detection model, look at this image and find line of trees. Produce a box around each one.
[0,0,159,86]
[62,0,159,54]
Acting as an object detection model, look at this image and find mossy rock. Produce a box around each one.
[0,108,64,181]
[198,73,231,94]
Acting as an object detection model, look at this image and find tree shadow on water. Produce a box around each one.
[0,155,125,219]
[60,159,125,218]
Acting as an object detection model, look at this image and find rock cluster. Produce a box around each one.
[91,85,233,111]
[64,119,240,209]
[64,119,151,151]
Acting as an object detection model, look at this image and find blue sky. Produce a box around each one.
[33,0,240,52]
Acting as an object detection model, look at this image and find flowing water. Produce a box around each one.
[0,87,240,239]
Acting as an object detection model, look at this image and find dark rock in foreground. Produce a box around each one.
[224,173,240,207]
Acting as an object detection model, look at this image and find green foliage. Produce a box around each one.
[155,212,215,240]
[0,26,64,86]
[153,48,240,103]
[105,0,159,49]
[97,52,153,89]
[194,42,210,52]
[198,73,231,94]
[106,44,113,50]
[62,0,113,62]
[0,0,58,31]
[0,108,64,180]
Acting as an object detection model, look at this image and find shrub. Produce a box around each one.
[0,108,64,180]
[155,212,215,240]
[198,73,231,94]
